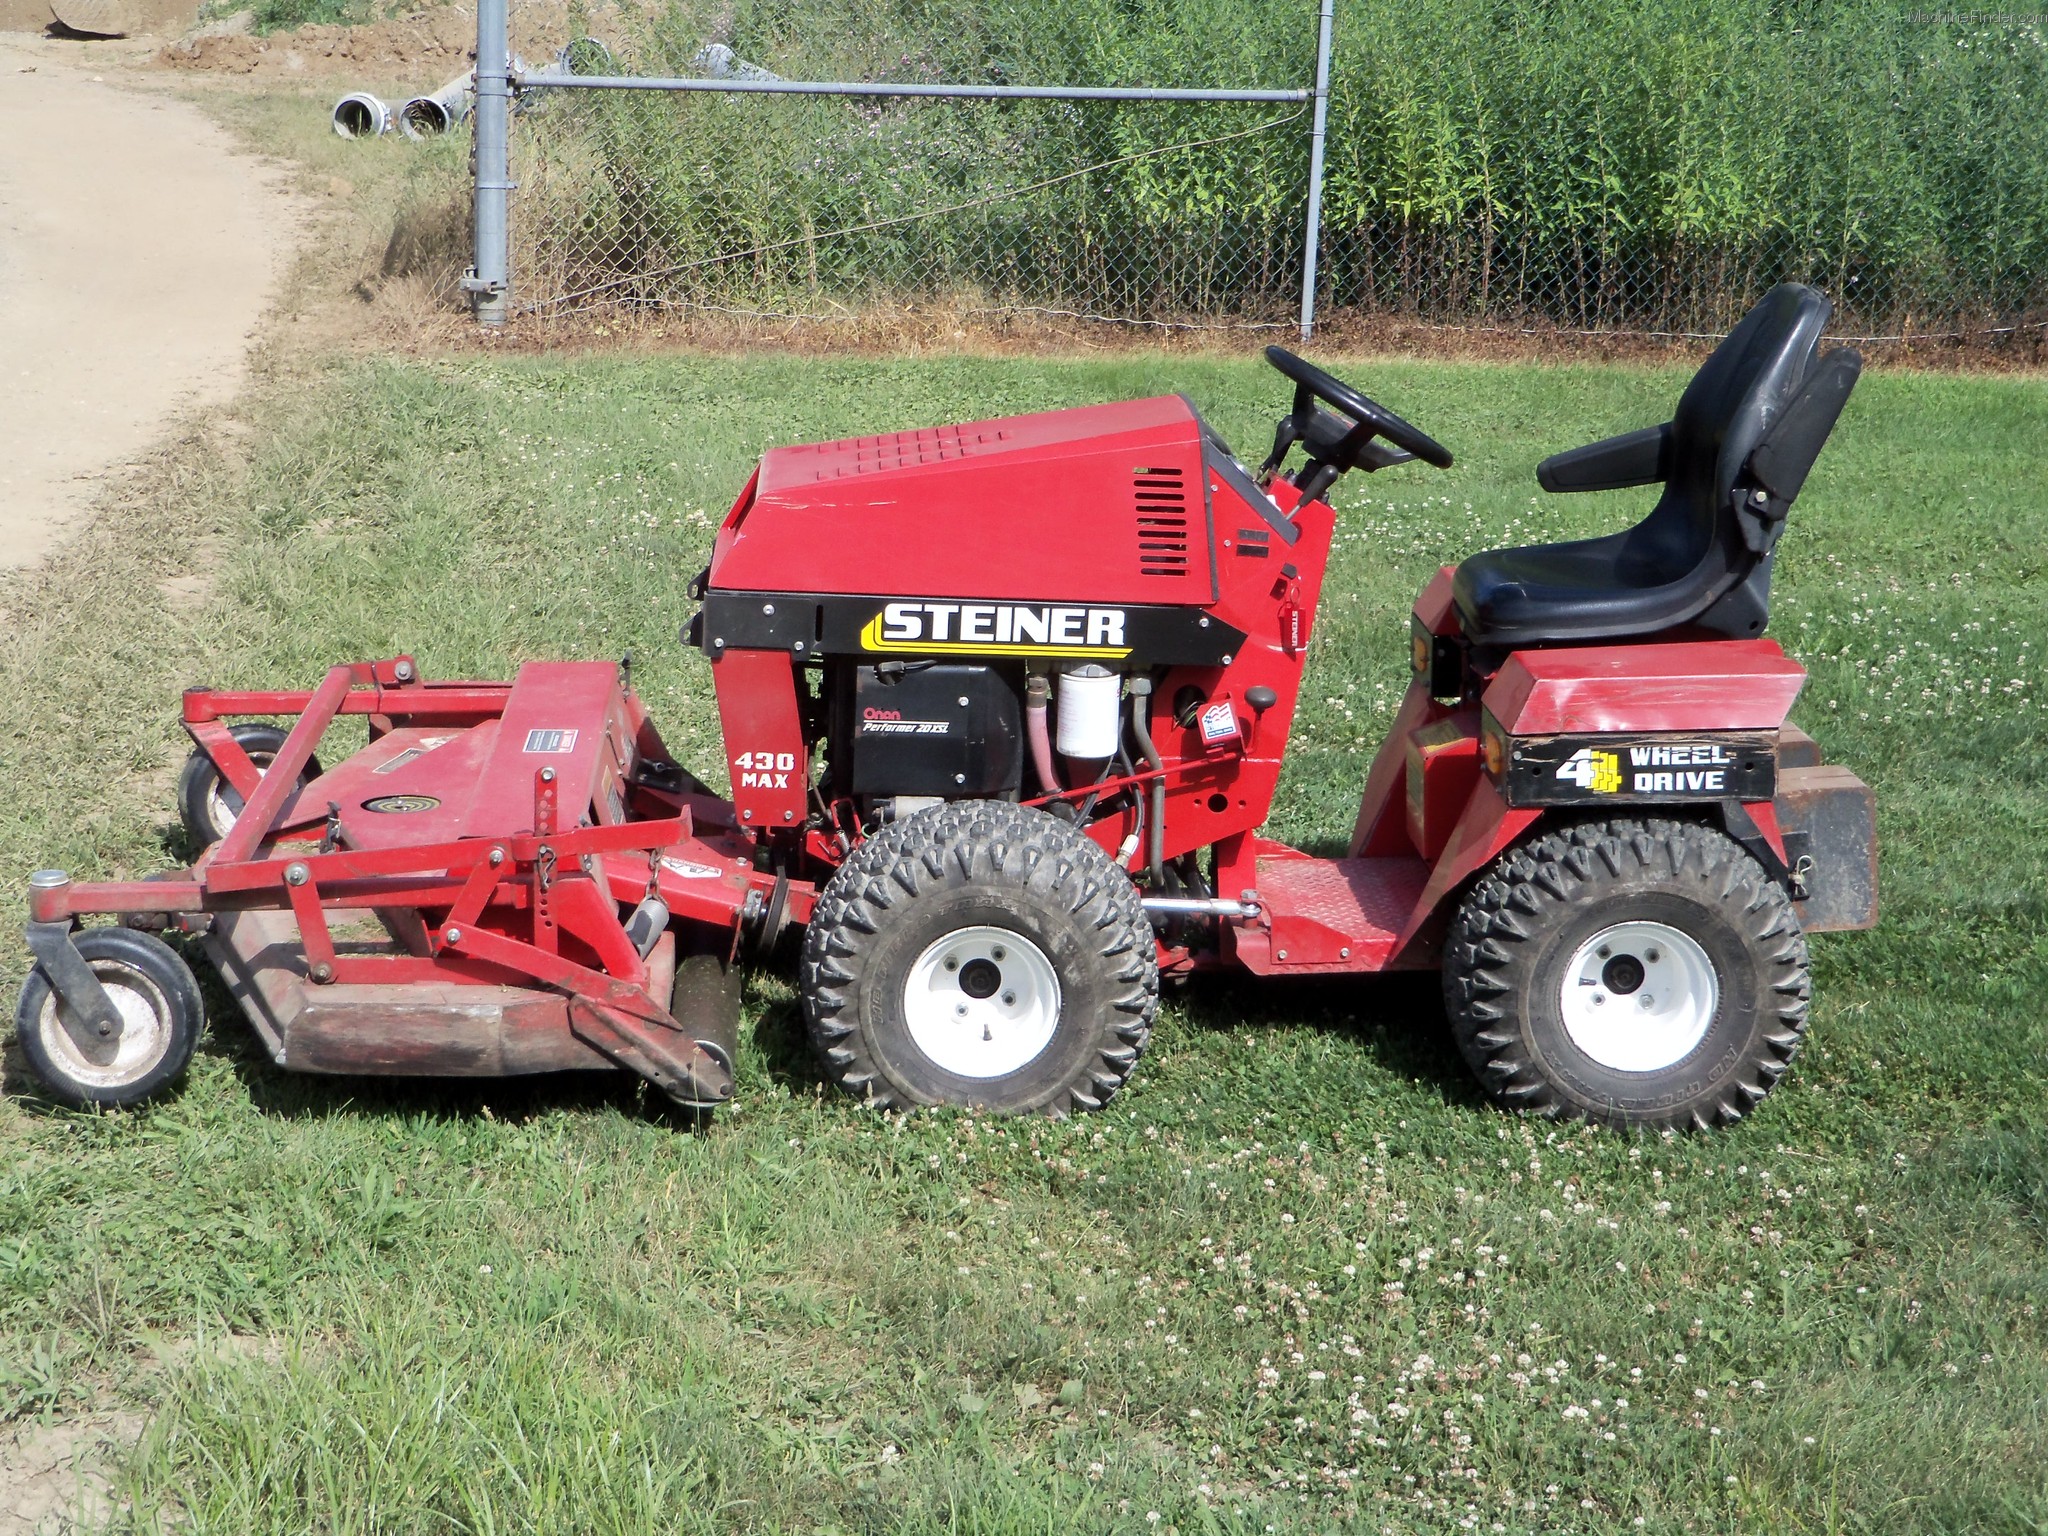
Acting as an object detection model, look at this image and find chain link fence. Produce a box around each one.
[1312,222,2046,343]
[511,82,1315,329]
[496,3,2048,343]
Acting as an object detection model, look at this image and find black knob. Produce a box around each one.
[1245,686,1279,713]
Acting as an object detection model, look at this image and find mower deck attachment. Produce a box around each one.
[29,656,778,1109]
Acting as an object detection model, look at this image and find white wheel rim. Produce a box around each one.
[1558,920,1719,1073]
[35,960,176,1089]
[206,751,274,839]
[902,925,1062,1079]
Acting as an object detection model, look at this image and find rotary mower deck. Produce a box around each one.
[17,285,1878,1129]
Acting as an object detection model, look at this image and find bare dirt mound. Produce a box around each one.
[159,2,473,74]
[157,0,649,77]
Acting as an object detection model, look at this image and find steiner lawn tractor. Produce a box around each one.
[15,284,1877,1130]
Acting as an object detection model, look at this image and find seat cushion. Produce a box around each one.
[1452,524,1719,647]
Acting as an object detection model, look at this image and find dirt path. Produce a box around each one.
[0,35,301,570]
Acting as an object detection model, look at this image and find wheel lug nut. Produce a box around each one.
[1592,993,1606,1006]
[1645,948,1661,963]
[955,1003,968,1016]
[943,957,957,971]
[1002,992,1015,1006]
[1596,945,1610,959]
[1639,993,1654,1009]
[991,947,1006,961]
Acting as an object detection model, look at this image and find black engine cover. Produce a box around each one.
[849,663,1022,798]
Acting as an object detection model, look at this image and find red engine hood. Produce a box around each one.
[707,395,1219,605]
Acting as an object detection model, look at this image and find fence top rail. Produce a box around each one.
[512,73,1309,104]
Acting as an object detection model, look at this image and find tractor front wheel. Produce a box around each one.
[801,801,1157,1116]
[1443,817,1809,1131]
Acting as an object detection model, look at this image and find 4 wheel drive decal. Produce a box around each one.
[1556,747,1623,794]
[1499,729,1777,807]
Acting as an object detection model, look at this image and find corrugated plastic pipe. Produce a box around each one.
[331,92,390,138]
[399,71,476,139]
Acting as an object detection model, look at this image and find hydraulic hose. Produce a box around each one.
[1073,753,1117,825]
[1127,677,1165,887]
[1025,675,1063,795]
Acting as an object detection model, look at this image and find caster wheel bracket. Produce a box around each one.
[23,921,125,1066]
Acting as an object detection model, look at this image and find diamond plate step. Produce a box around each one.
[1246,855,1432,972]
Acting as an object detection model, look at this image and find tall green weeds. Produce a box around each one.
[514,0,2048,330]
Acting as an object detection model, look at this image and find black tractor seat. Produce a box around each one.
[1453,284,1861,649]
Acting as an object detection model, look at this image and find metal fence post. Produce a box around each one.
[467,0,511,326]
[1298,0,1335,341]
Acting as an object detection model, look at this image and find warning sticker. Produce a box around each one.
[660,856,725,880]
[523,728,579,754]
[1198,700,1242,746]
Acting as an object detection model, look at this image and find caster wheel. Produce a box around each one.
[15,927,204,1110]
[177,723,323,848]
[801,801,1157,1116]
[1444,817,1810,1131]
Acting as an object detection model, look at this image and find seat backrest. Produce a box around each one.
[1612,283,1847,637]
[1668,282,1833,536]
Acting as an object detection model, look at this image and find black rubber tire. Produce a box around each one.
[15,927,204,1110]
[800,801,1158,1116]
[1443,817,1809,1131]
[667,926,742,1109]
[177,724,324,850]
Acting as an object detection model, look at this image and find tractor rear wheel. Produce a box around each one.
[800,801,1157,1116]
[1443,817,1809,1131]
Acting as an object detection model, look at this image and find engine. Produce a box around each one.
[822,660,1141,824]
[831,660,1023,810]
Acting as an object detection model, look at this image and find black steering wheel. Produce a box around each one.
[1262,345,1454,474]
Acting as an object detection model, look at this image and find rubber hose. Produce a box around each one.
[1127,677,1165,886]
[1025,675,1063,796]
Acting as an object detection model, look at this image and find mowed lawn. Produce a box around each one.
[0,348,2042,1534]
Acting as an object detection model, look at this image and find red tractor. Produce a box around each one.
[16,284,1875,1130]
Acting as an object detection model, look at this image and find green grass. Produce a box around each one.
[1,349,2044,1533]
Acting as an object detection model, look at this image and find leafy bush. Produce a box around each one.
[199,0,380,35]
